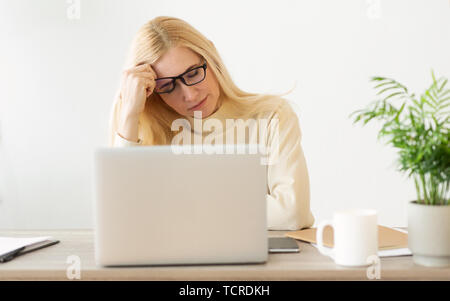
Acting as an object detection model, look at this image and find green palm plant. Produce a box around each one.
[350,71,450,205]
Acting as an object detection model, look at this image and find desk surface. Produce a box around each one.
[0,229,448,280]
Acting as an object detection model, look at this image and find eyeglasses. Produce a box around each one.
[154,61,207,94]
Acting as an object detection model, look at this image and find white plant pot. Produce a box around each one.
[407,201,450,267]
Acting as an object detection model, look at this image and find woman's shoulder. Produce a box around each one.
[254,96,298,122]
[228,95,299,124]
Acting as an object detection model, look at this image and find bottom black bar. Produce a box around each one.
[0,281,447,299]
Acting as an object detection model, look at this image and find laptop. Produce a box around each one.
[93,145,268,266]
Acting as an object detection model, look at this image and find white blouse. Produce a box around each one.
[113,99,315,230]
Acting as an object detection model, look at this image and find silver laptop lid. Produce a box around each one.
[93,145,268,266]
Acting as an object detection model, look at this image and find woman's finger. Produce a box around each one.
[123,63,155,76]
[132,71,157,79]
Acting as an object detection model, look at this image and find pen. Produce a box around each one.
[0,246,26,263]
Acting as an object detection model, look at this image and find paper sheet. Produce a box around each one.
[310,244,412,257]
[0,236,52,256]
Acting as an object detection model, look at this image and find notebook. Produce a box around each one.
[285,225,409,250]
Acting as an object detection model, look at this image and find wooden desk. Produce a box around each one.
[0,229,448,280]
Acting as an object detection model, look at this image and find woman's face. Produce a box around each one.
[152,46,221,118]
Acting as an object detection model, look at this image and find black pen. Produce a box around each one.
[0,246,26,263]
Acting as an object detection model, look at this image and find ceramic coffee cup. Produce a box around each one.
[316,209,378,267]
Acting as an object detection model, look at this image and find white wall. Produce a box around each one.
[0,0,449,229]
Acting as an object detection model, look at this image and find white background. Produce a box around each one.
[0,0,449,229]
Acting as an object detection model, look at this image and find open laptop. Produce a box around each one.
[93,145,268,266]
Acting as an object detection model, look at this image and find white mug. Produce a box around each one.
[316,209,378,267]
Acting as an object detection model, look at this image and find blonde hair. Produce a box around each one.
[109,16,292,146]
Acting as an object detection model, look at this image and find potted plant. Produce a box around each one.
[350,71,450,267]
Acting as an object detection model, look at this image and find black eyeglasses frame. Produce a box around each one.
[154,61,208,94]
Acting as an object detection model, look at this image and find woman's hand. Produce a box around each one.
[120,63,157,118]
[117,63,157,142]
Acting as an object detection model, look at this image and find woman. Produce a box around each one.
[109,16,315,230]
